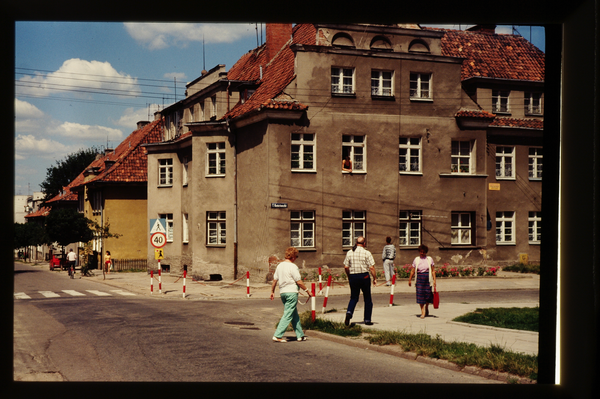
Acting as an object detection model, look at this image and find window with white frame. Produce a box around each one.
[91,190,102,215]
[207,211,226,245]
[451,212,472,245]
[528,147,543,179]
[182,213,189,243]
[525,92,542,115]
[409,73,431,99]
[291,133,315,171]
[371,70,393,96]
[331,67,355,95]
[158,159,173,186]
[495,146,515,179]
[290,211,315,248]
[399,137,421,173]
[492,90,510,113]
[159,213,174,242]
[399,210,421,246]
[342,135,366,172]
[207,142,226,176]
[451,140,474,174]
[495,211,515,244]
[528,211,541,244]
[342,210,366,247]
[182,156,189,186]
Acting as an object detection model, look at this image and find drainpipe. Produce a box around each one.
[227,117,238,279]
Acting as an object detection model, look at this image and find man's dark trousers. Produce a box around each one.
[346,272,373,322]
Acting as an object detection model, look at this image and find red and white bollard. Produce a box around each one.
[318,267,323,295]
[246,271,250,298]
[389,274,397,307]
[322,275,332,313]
[150,270,154,295]
[182,270,186,299]
[158,266,162,294]
[311,283,316,322]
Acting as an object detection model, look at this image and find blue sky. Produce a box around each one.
[14,22,545,196]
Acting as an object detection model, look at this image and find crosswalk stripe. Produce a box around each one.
[110,290,136,296]
[14,292,31,299]
[39,291,60,298]
[62,290,85,296]
[86,290,112,296]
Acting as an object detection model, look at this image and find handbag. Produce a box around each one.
[433,287,440,309]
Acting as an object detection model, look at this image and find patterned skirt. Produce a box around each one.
[416,272,433,305]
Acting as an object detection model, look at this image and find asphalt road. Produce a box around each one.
[13,262,512,385]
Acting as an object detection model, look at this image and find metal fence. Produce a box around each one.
[112,259,149,272]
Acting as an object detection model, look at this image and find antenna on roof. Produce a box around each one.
[203,33,206,71]
[255,23,259,47]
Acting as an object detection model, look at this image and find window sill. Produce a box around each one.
[493,111,511,116]
[331,93,356,98]
[206,174,226,178]
[440,173,488,178]
[495,242,516,246]
[525,112,543,117]
[342,170,366,174]
[529,242,541,245]
[371,95,395,101]
[529,178,542,182]
[206,245,226,248]
[495,177,516,181]
[410,97,433,102]
[298,247,317,252]
[158,184,174,188]
[399,246,420,250]
[439,246,481,250]
[399,171,423,176]
[292,169,317,173]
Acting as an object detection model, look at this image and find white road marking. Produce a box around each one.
[39,291,60,298]
[14,292,31,299]
[110,290,136,296]
[86,290,112,296]
[62,290,85,296]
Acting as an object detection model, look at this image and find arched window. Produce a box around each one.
[370,35,392,50]
[332,33,355,47]
[408,39,430,53]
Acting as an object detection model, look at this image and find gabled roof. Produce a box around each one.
[72,119,163,187]
[24,206,50,219]
[224,24,315,121]
[429,27,545,82]
[491,117,544,130]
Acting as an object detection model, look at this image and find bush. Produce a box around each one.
[503,263,540,274]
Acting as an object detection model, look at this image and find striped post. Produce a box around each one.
[246,271,250,297]
[150,270,154,295]
[322,275,332,313]
[318,267,323,295]
[389,274,397,307]
[311,283,316,322]
[182,270,186,298]
[158,264,162,294]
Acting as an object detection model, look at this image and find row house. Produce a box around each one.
[146,23,544,281]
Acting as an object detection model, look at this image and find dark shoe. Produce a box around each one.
[364,321,373,326]
[344,313,351,326]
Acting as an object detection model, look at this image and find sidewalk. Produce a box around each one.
[51,264,540,356]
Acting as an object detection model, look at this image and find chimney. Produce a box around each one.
[266,23,292,62]
[467,24,496,35]
[137,121,150,129]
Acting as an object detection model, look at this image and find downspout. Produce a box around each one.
[227,117,238,279]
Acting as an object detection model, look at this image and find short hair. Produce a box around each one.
[386,236,392,244]
[418,244,428,253]
[284,247,299,260]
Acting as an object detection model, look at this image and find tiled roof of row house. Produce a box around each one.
[72,119,163,187]
[429,27,545,82]
[24,206,50,219]
[455,108,496,119]
[491,117,544,130]
[44,170,87,205]
[224,24,316,120]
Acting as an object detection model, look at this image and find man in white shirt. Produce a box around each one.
[343,236,377,326]
[66,249,77,278]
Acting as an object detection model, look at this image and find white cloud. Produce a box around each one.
[48,121,123,141]
[15,134,73,160]
[164,72,187,80]
[124,22,256,50]
[112,106,160,129]
[15,99,45,119]
[16,58,141,98]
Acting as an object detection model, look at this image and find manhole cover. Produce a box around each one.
[224,321,255,326]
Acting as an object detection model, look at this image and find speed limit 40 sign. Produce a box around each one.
[151,232,167,248]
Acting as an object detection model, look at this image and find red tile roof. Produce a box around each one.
[428,28,545,82]
[25,206,50,218]
[491,117,543,130]
[455,108,496,119]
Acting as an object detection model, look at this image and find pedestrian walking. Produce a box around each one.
[270,247,311,343]
[408,244,437,319]
[343,236,377,326]
[104,251,112,274]
[381,236,396,286]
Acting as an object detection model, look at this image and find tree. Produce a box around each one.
[45,208,95,248]
[40,147,100,203]
[14,222,50,250]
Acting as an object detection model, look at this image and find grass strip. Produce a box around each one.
[452,307,539,332]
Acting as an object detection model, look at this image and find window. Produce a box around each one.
[528,147,543,179]
[495,146,515,179]
[182,156,189,186]
[399,137,421,173]
[291,133,315,171]
[342,210,366,247]
[528,211,541,244]
[496,211,515,244]
[371,70,393,96]
[158,159,173,186]
[451,212,472,245]
[91,191,102,215]
[492,90,510,113]
[451,141,474,174]
[525,92,542,115]
[399,211,421,246]
[290,211,315,248]
[331,67,355,95]
[207,212,226,245]
[409,73,431,99]
[342,135,366,172]
[159,213,174,242]
[182,213,189,243]
[207,142,226,176]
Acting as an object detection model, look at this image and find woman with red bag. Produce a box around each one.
[408,244,437,319]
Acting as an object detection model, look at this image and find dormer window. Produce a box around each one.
[408,39,430,53]
[332,33,355,48]
[492,90,510,114]
[370,36,392,51]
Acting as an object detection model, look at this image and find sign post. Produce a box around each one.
[150,219,167,294]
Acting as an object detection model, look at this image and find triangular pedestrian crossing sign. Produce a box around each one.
[150,218,167,234]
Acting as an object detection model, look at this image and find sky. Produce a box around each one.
[13,22,545,196]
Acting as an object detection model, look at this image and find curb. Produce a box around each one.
[304,330,536,384]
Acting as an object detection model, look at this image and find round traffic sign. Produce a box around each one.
[151,232,167,248]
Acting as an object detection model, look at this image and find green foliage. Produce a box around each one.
[40,147,100,203]
[45,208,95,247]
[503,263,541,274]
[14,222,50,249]
[453,307,539,332]
[299,311,363,337]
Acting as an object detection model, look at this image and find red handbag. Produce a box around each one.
[433,287,440,309]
